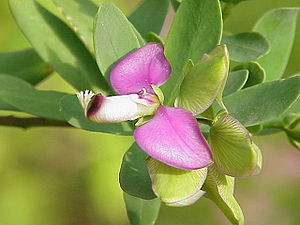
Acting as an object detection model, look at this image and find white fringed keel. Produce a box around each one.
[76,90,95,115]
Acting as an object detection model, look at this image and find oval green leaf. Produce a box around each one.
[222,32,269,63]
[53,0,98,53]
[9,0,110,93]
[233,61,265,88]
[119,143,156,199]
[223,70,249,96]
[224,75,300,127]
[253,8,299,81]
[0,74,66,120]
[123,193,160,225]
[128,0,169,37]
[0,73,33,111]
[0,48,52,85]
[94,2,141,78]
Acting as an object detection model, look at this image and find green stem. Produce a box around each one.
[262,121,286,131]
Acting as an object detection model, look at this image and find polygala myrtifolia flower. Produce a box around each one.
[77,42,212,170]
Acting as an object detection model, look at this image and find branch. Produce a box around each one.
[0,116,72,129]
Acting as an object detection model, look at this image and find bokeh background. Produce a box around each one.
[0,0,300,224]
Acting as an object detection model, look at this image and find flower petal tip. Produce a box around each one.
[134,106,213,170]
[110,42,171,95]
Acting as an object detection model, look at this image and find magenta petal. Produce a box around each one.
[110,42,171,95]
[134,106,212,170]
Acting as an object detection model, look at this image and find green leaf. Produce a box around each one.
[233,61,265,88]
[162,0,222,106]
[253,8,299,81]
[128,0,169,37]
[9,0,110,93]
[52,0,98,53]
[94,2,141,78]
[208,114,262,177]
[7,90,67,120]
[170,0,180,11]
[222,32,269,63]
[176,45,229,115]
[221,0,252,4]
[120,143,156,199]
[0,73,33,111]
[223,75,300,127]
[223,70,249,96]
[203,166,244,225]
[260,88,300,135]
[131,24,147,46]
[0,48,52,85]
[0,74,65,120]
[284,98,300,116]
[0,101,16,111]
[123,193,160,225]
[147,158,207,206]
[60,95,133,135]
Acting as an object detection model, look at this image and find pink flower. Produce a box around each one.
[77,43,212,170]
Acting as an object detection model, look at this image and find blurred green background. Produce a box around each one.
[0,0,300,225]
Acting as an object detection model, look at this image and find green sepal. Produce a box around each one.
[147,158,207,207]
[135,115,154,127]
[208,114,262,177]
[151,85,164,105]
[162,0,222,106]
[176,45,229,115]
[199,106,215,121]
[203,166,244,225]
